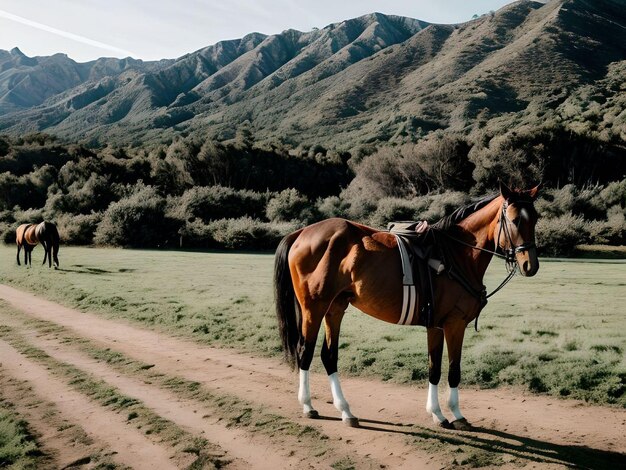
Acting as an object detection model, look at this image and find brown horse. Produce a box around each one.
[16,221,60,268]
[274,183,540,429]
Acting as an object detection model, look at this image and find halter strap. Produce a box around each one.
[436,201,535,328]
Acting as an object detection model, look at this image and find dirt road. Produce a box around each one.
[0,283,623,469]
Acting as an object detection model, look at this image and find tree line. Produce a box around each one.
[0,121,624,256]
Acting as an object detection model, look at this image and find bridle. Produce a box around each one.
[436,199,537,316]
[495,200,536,270]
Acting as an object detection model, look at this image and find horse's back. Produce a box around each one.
[290,218,388,264]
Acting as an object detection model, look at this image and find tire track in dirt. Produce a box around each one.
[0,340,179,470]
[0,313,336,470]
[0,284,440,469]
[0,373,119,469]
[1,283,625,469]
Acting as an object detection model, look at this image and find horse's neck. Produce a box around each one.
[455,197,502,280]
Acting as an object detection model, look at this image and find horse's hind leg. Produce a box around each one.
[16,244,21,266]
[426,327,450,427]
[295,299,325,419]
[321,295,358,427]
[444,318,471,430]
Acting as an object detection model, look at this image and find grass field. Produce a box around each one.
[1,246,624,408]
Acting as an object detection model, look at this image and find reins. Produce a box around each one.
[435,201,535,329]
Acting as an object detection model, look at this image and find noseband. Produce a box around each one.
[496,201,536,270]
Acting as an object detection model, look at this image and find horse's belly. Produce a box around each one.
[350,287,422,326]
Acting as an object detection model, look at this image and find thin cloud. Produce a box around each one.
[0,9,137,57]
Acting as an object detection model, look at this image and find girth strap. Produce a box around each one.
[395,235,417,325]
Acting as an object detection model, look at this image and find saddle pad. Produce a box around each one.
[395,234,419,326]
[388,220,429,237]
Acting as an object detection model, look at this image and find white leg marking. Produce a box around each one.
[298,369,315,414]
[425,383,448,424]
[328,372,356,421]
[447,387,464,421]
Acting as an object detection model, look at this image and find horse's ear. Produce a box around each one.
[499,180,514,201]
[527,183,543,201]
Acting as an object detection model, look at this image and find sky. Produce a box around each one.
[0,0,517,63]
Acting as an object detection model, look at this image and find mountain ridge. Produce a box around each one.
[0,0,625,149]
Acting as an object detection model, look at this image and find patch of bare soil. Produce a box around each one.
[0,340,178,470]
[0,284,624,469]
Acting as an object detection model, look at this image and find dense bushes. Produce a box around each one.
[172,186,269,223]
[0,130,624,254]
[536,214,588,257]
[179,218,296,249]
[534,182,626,255]
[266,189,317,223]
[94,185,177,247]
[56,213,102,245]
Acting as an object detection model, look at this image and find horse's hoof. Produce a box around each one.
[437,419,453,429]
[303,410,319,419]
[343,417,360,428]
[450,418,473,431]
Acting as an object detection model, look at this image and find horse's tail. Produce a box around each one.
[274,229,303,368]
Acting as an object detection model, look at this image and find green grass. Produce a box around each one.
[1,246,625,407]
[0,405,41,469]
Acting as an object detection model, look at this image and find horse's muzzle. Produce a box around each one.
[517,247,539,277]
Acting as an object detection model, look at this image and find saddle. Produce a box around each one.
[387,221,444,328]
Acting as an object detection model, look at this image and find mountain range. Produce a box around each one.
[0,0,625,149]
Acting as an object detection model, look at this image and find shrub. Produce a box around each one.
[316,196,350,220]
[369,198,423,228]
[56,212,102,245]
[599,179,626,208]
[0,222,15,244]
[178,220,215,248]
[94,185,179,247]
[266,189,317,223]
[45,173,115,215]
[421,191,471,222]
[12,208,44,225]
[172,186,269,223]
[536,213,588,256]
[586,205,626,245]
[208,218,296,249]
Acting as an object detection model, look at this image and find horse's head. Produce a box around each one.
[496,182,541,277]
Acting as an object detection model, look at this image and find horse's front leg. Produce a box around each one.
[443,318,472,430]
[41,240,49,267]
[16,244,21,266]
[425,327,450,427]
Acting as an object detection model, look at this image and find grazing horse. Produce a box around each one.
[16,221,60,268]
[274,183,540,429]
[16,223,38,266]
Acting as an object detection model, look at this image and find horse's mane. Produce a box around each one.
[431,193,499,232]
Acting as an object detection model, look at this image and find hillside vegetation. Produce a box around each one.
[0,131,624,256]
[0,0,625,255]
[0,0,624,150]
